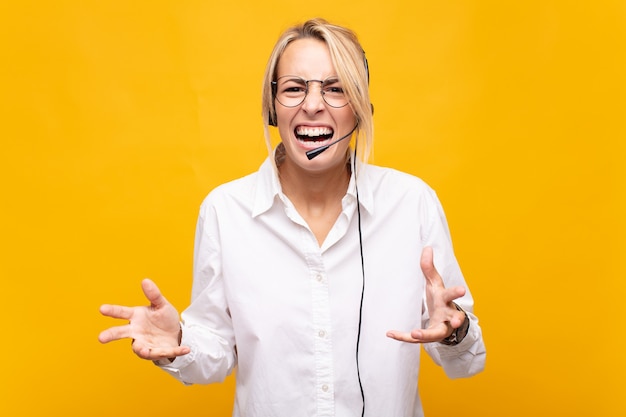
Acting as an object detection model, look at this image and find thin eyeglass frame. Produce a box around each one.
[271,75,350,109]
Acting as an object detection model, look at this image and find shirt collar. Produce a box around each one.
[252,156,282,218]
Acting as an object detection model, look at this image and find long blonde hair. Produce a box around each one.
[261,18,373,163]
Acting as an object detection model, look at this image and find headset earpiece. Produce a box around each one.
[363,51,374,117]
[363,52,370,86]
[268,112,277,127]
[269,81,278,126]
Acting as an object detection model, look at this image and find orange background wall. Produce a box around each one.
[1,1,624,416]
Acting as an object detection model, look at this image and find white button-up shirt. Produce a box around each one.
[162,156,486,417]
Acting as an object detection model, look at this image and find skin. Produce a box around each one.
[385,246,467,343]
[274,38,356,246]
[99,279,189,361]
[98,38,467,360]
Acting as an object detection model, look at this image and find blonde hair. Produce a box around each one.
[261,18,373,163]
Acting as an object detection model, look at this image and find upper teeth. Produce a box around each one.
[296,126,332,137]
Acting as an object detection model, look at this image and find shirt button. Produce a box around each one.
[318,330,326,338]
[322,384,329,392]
[316,274,323,282]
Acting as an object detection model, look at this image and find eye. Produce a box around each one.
[283,86,306,93]
[323,83,344,95]
[279,79,307,95]
[322,78,344,95]
[325,86,344,94]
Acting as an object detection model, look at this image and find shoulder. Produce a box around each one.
[199,171,258,211]
[198,158,275,217]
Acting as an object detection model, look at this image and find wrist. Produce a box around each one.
[153,323,183,366]
[440,303,470,346]
[153,357,175,366]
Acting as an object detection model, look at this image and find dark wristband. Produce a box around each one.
[439,303,470,346]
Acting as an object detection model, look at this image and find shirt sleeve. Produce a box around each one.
[158,199,237,384]
[419,186,487,379]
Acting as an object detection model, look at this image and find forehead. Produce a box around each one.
[276,38,336,79]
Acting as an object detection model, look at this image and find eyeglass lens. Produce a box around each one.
[273,76,349,108]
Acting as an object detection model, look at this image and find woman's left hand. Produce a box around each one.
[386,246,467,344]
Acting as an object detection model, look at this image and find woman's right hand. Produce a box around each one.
[98,278,190,362]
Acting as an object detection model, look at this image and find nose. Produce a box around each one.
[301,81,325,114]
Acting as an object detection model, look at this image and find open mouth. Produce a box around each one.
[295,126,334,143]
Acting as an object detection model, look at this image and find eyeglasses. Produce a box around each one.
[272,75,349,108]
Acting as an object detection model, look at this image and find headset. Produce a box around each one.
[354,136,366,417]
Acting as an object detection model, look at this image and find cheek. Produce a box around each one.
[275,107,293,133]
[339,103,357,122]
[278,127,291,143]
[277,117,292,140]
[340,109,358,128]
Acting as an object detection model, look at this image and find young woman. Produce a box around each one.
[99,18,486,417]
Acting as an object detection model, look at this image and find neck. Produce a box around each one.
[278,157,351,208]
[278,156,351,246]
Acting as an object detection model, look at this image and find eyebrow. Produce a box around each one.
[276,75,342,85]
[276,76,307,84]
[276,74,339,82]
